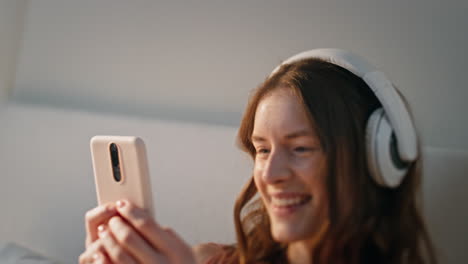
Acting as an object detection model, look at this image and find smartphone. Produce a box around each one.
[90,136,154,217]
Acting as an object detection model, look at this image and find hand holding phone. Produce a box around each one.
[83,136,198,264]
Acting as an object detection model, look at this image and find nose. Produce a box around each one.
[261,148,292,184]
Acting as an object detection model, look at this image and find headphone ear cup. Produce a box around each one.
[366,108,409,188]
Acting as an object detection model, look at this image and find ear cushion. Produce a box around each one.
[366,108,409,188]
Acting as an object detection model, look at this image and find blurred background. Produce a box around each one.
[0,0,467,263]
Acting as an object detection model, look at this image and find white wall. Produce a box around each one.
[0,0,27,105]
[423,147,468,263]
[12,0,468,150]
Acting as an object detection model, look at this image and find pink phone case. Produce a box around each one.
[90,136,154,217]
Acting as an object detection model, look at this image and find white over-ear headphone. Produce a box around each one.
[270,48,418,188]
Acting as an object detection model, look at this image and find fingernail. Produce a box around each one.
[97,224,106,233]
[92,253,100,260]
[116,200,126,208]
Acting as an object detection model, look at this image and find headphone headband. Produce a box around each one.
[270,48,418,162]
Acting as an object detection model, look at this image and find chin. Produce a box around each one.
[270,221,308,243]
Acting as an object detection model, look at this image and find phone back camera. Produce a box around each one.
[109,143,122,182]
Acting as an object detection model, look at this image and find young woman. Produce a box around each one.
[79,49,437,264]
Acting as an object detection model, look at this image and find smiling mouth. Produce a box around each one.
[271,195,312,208]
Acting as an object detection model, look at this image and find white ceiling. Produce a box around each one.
[12,0,468,151]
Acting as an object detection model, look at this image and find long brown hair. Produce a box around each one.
[212,58,437,264]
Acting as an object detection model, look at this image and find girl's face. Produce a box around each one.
[252,88,328,243]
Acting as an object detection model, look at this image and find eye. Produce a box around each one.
[294,146,314,153]
[257,148,270,154]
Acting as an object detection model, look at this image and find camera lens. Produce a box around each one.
[109,143,122,182]
[110,143,119,166]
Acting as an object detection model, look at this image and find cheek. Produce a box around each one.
[310,173,328,213]
[296,157,327,198]
[294,159,323,185]
[253,169,264,192]
[300,152,326,175]
[253,161,265,185]
[253,168,269,203]
[293,154,323,169]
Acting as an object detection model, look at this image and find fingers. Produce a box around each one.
[79,239,111,264]
[85,203,118,247]
[115,200,195,263]
[87,252,111,264]
[107,216,166,263]
[98,224,139,264]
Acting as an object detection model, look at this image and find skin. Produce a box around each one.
[252,88,328,263]
[80,200,198,264]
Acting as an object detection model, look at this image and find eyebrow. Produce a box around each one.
[251,129,316,142]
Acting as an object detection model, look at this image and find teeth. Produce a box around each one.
[271,197,308,207]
